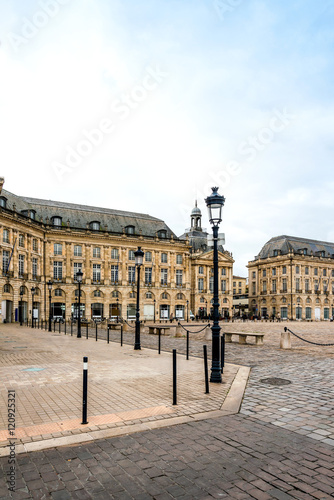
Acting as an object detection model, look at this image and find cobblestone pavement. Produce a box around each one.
[0,321,333,498]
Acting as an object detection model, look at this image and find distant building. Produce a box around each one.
[248,235,334,320]
[232,275,248,316]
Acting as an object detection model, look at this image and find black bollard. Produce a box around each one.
[81,357,88,425]
[221,334,225,373]
[158,329,161,354]
[107,326,110,344]
[203,345,209,394]
[53,320,56,332]
[173,349,177,405]
[59,320,61,334]
[121,325,123,346]
[95,323,98,341]
[186,330,189,360]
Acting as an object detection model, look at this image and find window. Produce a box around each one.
[272,268,276,276]
[221,268,226,276]
[146,292,152,299]
[252,283,256,294]
[53,261,62,280]
[158,230,167,238]
[19,234,25,247]
[198,278,204,291]
[273,249,278,256]
[93,264,101,282]
[112,290,119,298]
[128,266,135,283]
[272,280,276,293]
[282,266,286,274]
[52,216,62,226]
[74,245,82,257]
[280,307,288,319]
[252,271,256,279]
[282,278,287,292]
[263,269,267,277]
[295,265,300,274]
[306,307,312,319]
[233,281,236,287]
[93,247,101,258]
[32,257,38,278]
[33,239,38,252]
[199,267,204,274]
[176,254,183,265]
[323,269,327,276]
[54,243,62,255]
[0,196,7,208]
[209,276,214,292]
[125,225,135,235]
[94,290,101,297]
[161,269,168,285]
[262,281,267,293]
[19,255,25,276]
[161,253,167,263]
[324,308,330,320]
[74,262,82,278]
[145,251,152,262]
[54,289,62,297]
[2,250,9,273]
[176,269,183,286]
[305,266,309,275]
[177,293,184,300]
[145,267,152,284]
[239,282,242,287]
[3,284,10,293]
[296,278,300,291]
[221,280,226,292]
[162,292,168,299]
[3,229,9,243]
[30,210,36,220]
[111,265,118,282]
[314,268,318,276]
[305,279,309,292]
[129,250,135,261]
[90,221,100,231]
[111,248,119,259]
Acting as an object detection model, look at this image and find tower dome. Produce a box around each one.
[191,201,202,230]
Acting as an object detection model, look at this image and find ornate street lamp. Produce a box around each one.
[205,187,225,383]
[76,269,83,338]
[48,280,53,332]
[31,287,36,328]
[134,247,144,350]
[19,290,24,326]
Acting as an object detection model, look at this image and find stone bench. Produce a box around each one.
[148,326,171,335]
[225,332,264,345]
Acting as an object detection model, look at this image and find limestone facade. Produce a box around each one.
[0,183,234,323]
[248,235,334,320]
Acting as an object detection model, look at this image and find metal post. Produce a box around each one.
[77,281,81,338]
[173,349,177,405]
[48,288,52,332]
[203,345,209,394]
[107,326,109,344]
[210,225,222,382]
[158,329,161,354]
[95,322,98,341]
[134,263,142,350]
[221,333,225,373]
[186,330,189,360]
[59,320,61,334]
[121,325,123,346]
[81,357,88,425]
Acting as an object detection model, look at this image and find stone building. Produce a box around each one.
[0,181,234,323]
[248,235,334,320]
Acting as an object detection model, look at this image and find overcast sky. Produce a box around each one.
[1,0,333,276]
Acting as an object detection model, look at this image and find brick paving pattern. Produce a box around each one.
[0,321,333,498]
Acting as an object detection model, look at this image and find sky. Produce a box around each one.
[1,0,334,276]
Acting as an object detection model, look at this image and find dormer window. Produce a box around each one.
[273,249,279,257]
[125,225,135,235]
[158,230,167,239]
[90,221,100,231]
[0,197,7,208]
[52,216,62,227]
[30,210,36,220]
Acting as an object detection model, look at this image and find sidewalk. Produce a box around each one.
[0,324,247,455]
[0,322,333,499]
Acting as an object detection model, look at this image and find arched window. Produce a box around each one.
[90,221,100,231]
[125,225,135,235]
[158,230,167,239]
[0,197,7,208]
[52,216,62,226]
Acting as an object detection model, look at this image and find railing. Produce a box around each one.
[2,270,14,278]
[32,275,41,282]
[19,273,29,280]
[92,279,104,285]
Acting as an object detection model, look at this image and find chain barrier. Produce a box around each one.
[123,320,135,329]
[284,327,334,346]
[177,322,210,334]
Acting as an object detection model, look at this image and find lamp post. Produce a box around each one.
[153,298,156,322]
[134,246,144,350]
[205,186,225,383]
[31,287,36,328]
[48,280,53,332]
[76,269,83,338]
[19,290,24,326]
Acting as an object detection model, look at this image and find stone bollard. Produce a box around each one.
[175,324,182,337]
[280,329,291,349]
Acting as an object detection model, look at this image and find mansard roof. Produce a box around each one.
[1,188,177,239]
[255,235,334,260]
